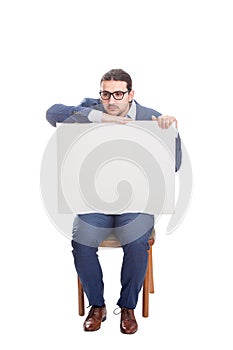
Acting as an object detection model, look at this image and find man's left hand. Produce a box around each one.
[152,115,178,129]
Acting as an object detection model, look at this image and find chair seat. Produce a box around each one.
[100,227,155,247]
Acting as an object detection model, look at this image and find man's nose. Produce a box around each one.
[109,94,115,103]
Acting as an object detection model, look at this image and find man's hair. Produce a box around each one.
[100,69,132,91]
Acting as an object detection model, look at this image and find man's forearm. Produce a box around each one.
[46,104,94,126]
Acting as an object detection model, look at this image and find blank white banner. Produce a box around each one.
[57,121,177,214]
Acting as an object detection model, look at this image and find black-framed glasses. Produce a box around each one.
[99,90,129,100]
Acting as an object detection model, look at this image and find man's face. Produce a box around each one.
[100,80,134,117]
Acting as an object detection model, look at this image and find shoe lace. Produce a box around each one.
[113,307,121,315]
[121,308,134,320]
[113,307,133,320]
[87,305,102,318]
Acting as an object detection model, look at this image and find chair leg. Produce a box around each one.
[77,276,85,316]
[148,246,154,293]
[142,270,149,317]
[142,246,151,317]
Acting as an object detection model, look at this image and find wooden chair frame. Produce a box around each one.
[77,234,155,318]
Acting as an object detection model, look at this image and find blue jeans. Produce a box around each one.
[71,213,154,309]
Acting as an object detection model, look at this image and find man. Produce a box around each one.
[46,69,182,334]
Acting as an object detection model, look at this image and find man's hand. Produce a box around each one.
[101,113,132,124]
[152,115,178,129]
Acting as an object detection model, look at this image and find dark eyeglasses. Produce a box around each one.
[99,90,129,100]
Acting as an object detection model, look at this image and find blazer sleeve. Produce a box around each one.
[46,98,101,127]
[175,133,182,172]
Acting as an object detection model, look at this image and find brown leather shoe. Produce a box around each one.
[83,305,107,332]
[120,308,138,334]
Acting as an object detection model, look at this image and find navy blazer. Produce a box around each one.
[46,98,182,171]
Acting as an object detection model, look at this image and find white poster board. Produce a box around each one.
[57,121,177,214]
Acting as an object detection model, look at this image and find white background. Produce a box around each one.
[1,0,233,348]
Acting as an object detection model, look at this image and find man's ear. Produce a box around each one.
[129,89,134,102]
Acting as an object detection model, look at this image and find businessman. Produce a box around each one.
[46,68,182,334]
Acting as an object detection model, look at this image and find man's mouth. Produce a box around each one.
[108,104,118,110]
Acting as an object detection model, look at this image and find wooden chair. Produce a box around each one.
[77,228,155,318]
